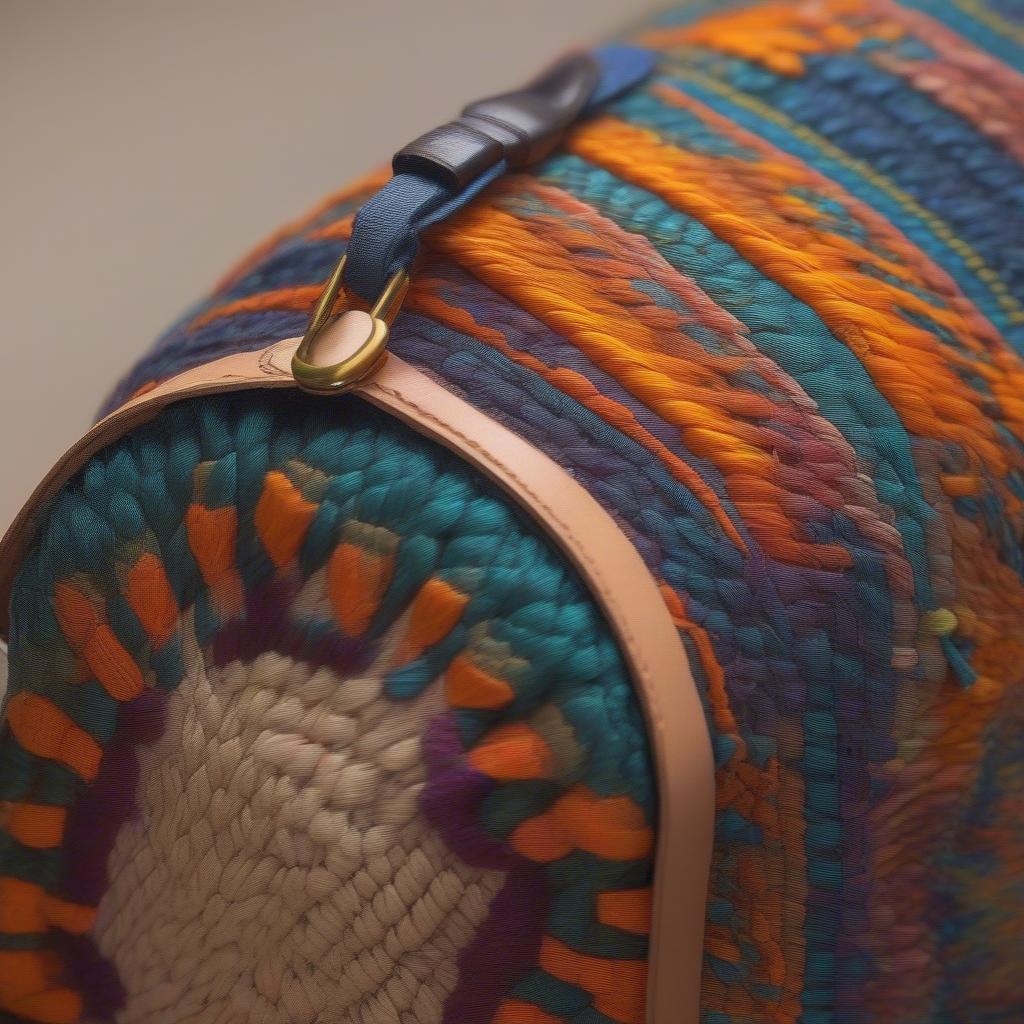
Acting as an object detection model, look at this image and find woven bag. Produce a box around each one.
[1,2,1023,1023]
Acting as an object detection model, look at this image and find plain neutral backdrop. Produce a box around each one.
[0,0,653,531]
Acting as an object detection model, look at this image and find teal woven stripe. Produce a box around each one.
[898,0,1024,65]
[540,154,938,607]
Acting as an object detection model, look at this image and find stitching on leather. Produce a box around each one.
[0,346,695,1020]
[367,378,664,724]
[365,373,683,1018]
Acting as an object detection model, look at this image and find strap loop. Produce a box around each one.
[343,43,655,304]
[292,255,408,393]
[292,44,655,393]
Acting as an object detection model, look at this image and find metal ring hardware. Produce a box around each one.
[293,44,655,391]
[291,254,409,394]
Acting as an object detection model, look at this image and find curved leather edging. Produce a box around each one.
[0,340,714,1024]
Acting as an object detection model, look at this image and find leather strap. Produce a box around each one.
[343,44,655,303]
[0,340,713,1023]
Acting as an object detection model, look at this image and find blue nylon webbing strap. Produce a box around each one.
[342,43,656,303]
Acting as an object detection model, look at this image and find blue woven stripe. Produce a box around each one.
[623,77,1024,349]
[708,50,1024,301]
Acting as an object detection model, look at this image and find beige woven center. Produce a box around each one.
[94,616,504,1024]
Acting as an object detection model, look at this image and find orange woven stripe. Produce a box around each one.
[512,785,653,863]
[42,896,95,935]
[5,803,66,850]
[597,888,652,935]
[445,653,514,709]
[493,1000,563,1024]
[254,470,318,569]
[186,503,237,577]
[704,923,744,965]
[5,693,102,782]
[638,0,883,76]
[540,935,647,1024]
[661,583,741,740]
[188,285,322,331]
[327,542,395,638]
[469,723,554,780]
[0,951,81,1024]
[306,211,357,242]
[52,582,144,702]
[393,577,468,666]
[185,503,244,615]
[124,552,179,650]
[0,878,94,936]
[0,877,45,934]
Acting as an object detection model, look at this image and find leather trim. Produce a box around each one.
[393,51,601,188]
[0,339,713,1024]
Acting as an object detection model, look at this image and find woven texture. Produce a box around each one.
[1,396,654,1024]
[3,0,1024,1021]
[96,650,504,1023]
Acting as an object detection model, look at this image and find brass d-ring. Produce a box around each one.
[292,254,410,394]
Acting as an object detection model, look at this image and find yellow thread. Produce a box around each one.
[922,607,958,635]
[953,0,1024,46]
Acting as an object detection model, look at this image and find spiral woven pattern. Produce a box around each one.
[1,395,653,1024]
[3,0,1024,1021]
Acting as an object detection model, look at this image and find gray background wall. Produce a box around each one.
[0,0,652,530]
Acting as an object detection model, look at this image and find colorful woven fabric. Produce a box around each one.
[1,395,656,1024]
[2,0,1024,1021]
